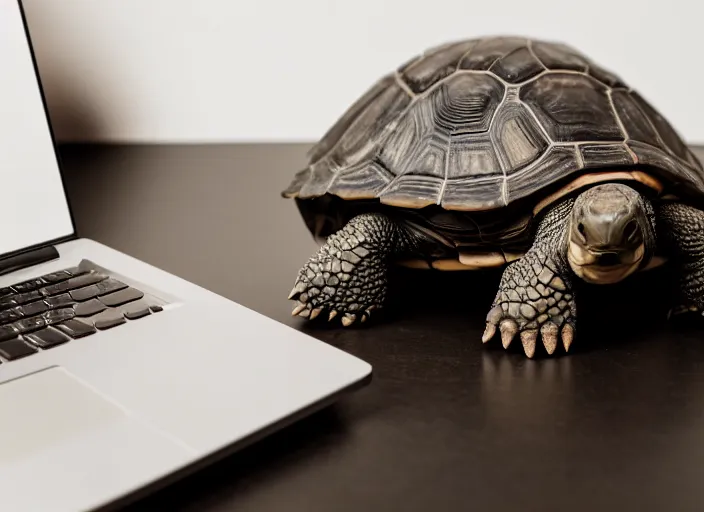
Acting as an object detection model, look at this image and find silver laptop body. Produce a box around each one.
[0,2,372,510]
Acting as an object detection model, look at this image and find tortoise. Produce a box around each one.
[281,36,704,358]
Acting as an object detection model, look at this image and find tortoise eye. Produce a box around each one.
[577,222,586,239]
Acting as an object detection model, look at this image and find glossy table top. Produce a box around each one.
[59,143,704,511]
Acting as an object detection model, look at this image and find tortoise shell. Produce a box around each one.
[282,36,704,212]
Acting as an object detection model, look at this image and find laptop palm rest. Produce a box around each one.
[0,366,130,461]
[0,366,192,511]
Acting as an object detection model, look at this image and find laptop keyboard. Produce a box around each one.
[0,260,166,364]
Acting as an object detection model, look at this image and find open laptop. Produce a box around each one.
[0,2,372,510]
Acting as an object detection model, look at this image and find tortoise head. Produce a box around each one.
[567,183,654,284]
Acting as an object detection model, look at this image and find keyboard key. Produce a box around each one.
[100,287,144,307]
[45,308,76,325]
[12,278,46,293]
[92,309,126,330]
[95,278,128,296]
[25,328,71,348]
[17,300,49,317]
[55,319,96,338]
[45,293,75,309]
[40,270,72,283]
[0,287,14,299]
[0,308,21,325]
[0,338,37,360]
[150,304,164,313]
[71,279,127,302]
[74,299,106,317]
[15,315,46,334]
[40,272,107,297]
[121,300,151,320]
[15,291,43,305]
[0,324,20,342]
[0,296,17,310]
[69,285,100,302]
[63,266,90,277]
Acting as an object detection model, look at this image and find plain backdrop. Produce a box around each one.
[18,0,704,145]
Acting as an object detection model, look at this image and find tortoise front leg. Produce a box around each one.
[483,199,577,357]
[288,213,417,326]
[657,202,704,317]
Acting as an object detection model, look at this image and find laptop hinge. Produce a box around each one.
[0,245,59,277]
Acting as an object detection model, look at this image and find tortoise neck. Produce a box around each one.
[640,194,658,269]
[534,197,574,270]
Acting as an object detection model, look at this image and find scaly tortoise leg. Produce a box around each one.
[483,199,577,357]
[288,213,417,326]
[657,202,704,318]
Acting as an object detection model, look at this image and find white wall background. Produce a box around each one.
[20,0,704,144]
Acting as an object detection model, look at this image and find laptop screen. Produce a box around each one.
[0,0,74,256]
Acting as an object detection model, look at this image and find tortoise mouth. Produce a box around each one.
[576,261,642,284]
[568,241,644,284]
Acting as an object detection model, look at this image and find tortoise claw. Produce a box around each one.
[288,282,307,301]
[482,323,496,343]
[486,305,503,325]
[667,304,701,320]
[520,330,538,358]
[562,324,575,352]
[540,322,559,355]
[483,256,576,357]
[499,320,518,349]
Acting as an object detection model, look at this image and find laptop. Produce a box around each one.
[0,2,372,510]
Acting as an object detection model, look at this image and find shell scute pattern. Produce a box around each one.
[458,37,527,71]
[490,101,548,173]
[401,39,477,94]
[520,73,624,143]
[530,41,588,72]
[284,36,704,211]
[489,46,544,84]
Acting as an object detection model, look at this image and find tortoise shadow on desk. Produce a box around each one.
[299,264,690,358]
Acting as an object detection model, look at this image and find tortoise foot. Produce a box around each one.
[288,214,397,327]
[288,254,385,327]
[483,249,577,358]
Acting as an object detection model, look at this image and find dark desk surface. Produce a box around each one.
[59,143,704,512]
